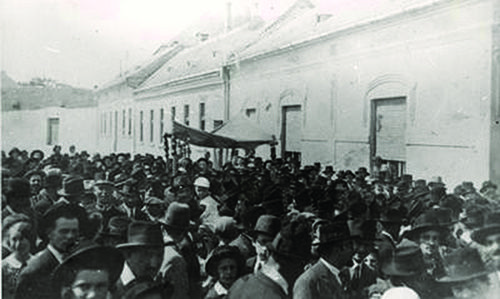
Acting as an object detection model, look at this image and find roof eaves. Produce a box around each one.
[134,69,221,95]
[126,44,186,88]
[234,0,449,64]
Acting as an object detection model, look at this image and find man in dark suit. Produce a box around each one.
[15,203,84,299]
[228,216,311,299]
[113,221,165,299]
[293,221,355,299]
[34,168,62,216]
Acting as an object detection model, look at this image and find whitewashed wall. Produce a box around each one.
[2,106,98,156]
[229,0,496,187]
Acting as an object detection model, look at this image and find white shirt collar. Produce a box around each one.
[120,262,136,286]
[47,244,66,264]
[382,230,397,244]
[260,264,289,295]
[3,253,33,268]
[213,281,228,296]
[320,258,342,284]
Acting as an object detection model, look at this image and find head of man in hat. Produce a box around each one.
[142,196,167,223]
[93,179,118,211]
[193,176,211,200]
[115,177,142,211]
[117,221,164,285]
[230,215,311,298]
[471,210,500,271]
[52,245,124,299]
[437,247,495,299]
[270,215,313,285]
[315,220,356,267]
[4,178,33,216]
[251,215,281,269]
[58,176,87,204]
[205,245,245,294]
[480,181,499,201]
[162,202,191,243]
[381,240,428,294]
[24,170,45,195]
[404,208,454,277]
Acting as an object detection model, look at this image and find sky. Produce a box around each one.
[0,0,242,89]
[0,0,376,89]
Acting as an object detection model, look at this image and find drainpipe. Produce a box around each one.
[223,66,230,122]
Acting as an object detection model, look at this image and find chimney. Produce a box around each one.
[225,1,232,33]
[316,13,333,24]
[196,32,209,42]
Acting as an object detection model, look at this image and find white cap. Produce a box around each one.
[381,287,420,299]
[194,177,210,188]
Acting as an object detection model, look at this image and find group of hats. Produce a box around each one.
[403,207,455,241]
[383,239,492,283]
[470,210,500,245]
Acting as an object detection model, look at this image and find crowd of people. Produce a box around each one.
[2,144,500,299]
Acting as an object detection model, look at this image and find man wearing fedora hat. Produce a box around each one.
[57,175,87,205]
[381,240,451,299]
[471,211,500,276]
[93,179,126,227]
[228,215,312,299]
[437,247,499,299]
[52,244,124,299]
[114,221,165,299]
[93,216,131,246]
[115,178,148,221]
[404,208,456,279]
[480,181,499,202]
[204,245,246,299]
[2,178,35,220]
[376,208,406,267]
[158,202,191,299]
[248,214,281,273]
[35,168,63,216]
[293,220,355,299]
[24,169,45,199]
[15,203,86,299]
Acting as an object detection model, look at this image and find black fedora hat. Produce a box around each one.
[94,216,131,246]
[24,169,45,180]
[205,245,245,277]
[269,216,312,261]
[58,175,85,197]
[438,247,491,283]
[480,181,498,193]
[315,221,355,245]
[471,211,500,245]
[382,240,425,276]
[52,244,124,295]
[163,202,190,231]
[355,167,369,177]
[404,208,451,241]
[45,168,63,188]
[116,221,164,249]
[378,208,406,224]
[252,215,281,238]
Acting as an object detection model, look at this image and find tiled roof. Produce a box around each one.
[98,44,185,91]
[238,0,442,60]
[137,22,265,91]
[2,84,95,111]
